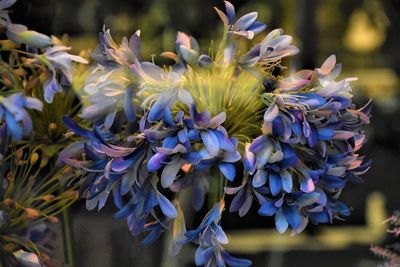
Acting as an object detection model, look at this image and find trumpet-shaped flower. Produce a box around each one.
[184,201,252,267]
[40,45,88,103]
[215,1,266,39]
[239,29,299,68]
[0,94,43,140]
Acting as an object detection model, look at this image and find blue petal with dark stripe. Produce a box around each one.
[269,172,282,196]
[283,205,301,230]
[258,200,278,216]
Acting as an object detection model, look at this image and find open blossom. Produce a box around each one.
[184,201,252,267]
[60,1,371,266]
[80,66,135,126]
[39,45,88,103]
[79,28,140,126]
[239,28,299,68]
[0,94,43,140]
[214,1,266,39]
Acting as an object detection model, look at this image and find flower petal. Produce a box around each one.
[161,159,183,188]
[195,247,213,266]
[275,209,288,233]
[258,200,278,216]
[201,130,220,156]
[124,87,136,122]
[157,192,178,218]
[252,169,267,188]
[269,172,282,196]
[283,205,301,230]
[218,162,236,181]
[222,250,252,267]
[235,12,258,30]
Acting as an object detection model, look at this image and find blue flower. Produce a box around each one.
[80,66,136,127]
[118,181,178,236]
[184,201,252,267]
[79,28,140,126]
[258,193,318,234]
[61,116,178,240]
[41,45,88,103]
[239,29,299,68]
[92,27,141,66]
[162,31,214,69]
[0,93,43,140]
[147,130,202,188]
[133,60,187,125]
[59,1,372,265]
[215,1,266,40]
[188,106,241,181]
[249,137,298,194]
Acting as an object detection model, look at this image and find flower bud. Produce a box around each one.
[6,23,52,48]
[30,152,39,165]
[3,198,16,208]
[48,216,59,223]
[41,194,55,202]
[25,208,40,219]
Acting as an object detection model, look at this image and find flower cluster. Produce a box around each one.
[0,0,87,141]
[60,1,371,266]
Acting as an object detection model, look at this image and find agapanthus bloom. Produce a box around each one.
[0,94,43,140]
[61,1,371,266]
[40,45,89,102]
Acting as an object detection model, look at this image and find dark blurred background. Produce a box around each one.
[8,0,400,266]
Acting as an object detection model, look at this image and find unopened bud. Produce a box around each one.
[25,208,40,219]
[15,148,23,160]
[62,190,79,199]
[3,198,16,208]
[41,195,55,202]
[48,216,59,223]
[30,153,39,165]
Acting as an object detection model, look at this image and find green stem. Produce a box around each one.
[61,206,76,267]
[208,168,226,209]
[0,173,3,202]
